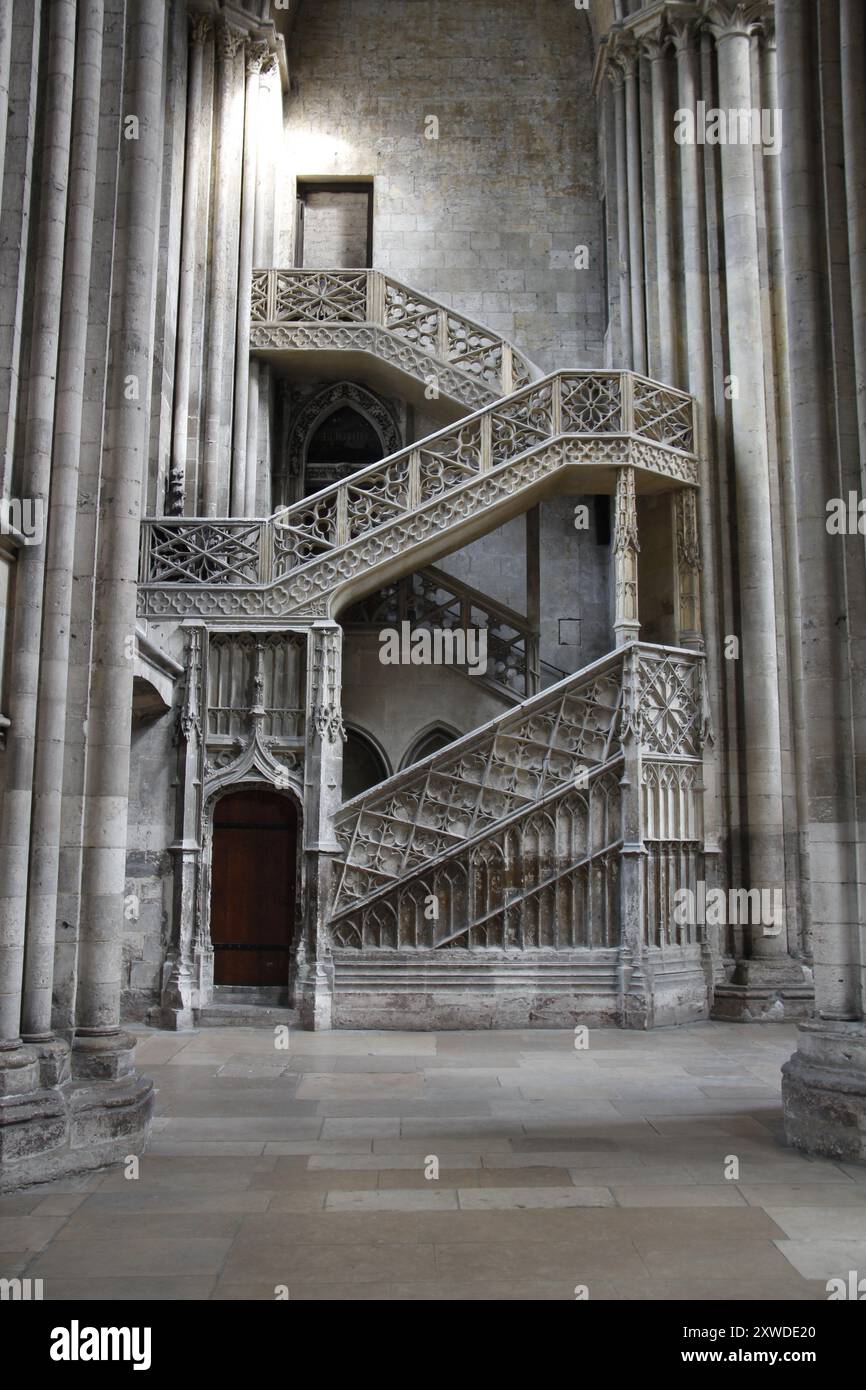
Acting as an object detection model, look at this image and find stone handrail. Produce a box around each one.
[329,640,708,949]
[330,755,627,951]
[331,644,629,910]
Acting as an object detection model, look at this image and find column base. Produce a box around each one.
[711,958,814,1022]
[152,953,199,1031]
[782,1020,866,1163]
[294,956,334,1031]
[0,1034,153,1191]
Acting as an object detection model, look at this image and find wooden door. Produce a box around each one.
[210,790,296,986]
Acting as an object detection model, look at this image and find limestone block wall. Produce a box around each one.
[276,0,618,719]
[341,631,507,776]
[436,497,614,678]
[281,0,606,374]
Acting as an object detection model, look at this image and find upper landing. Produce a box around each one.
[249,268,539,416]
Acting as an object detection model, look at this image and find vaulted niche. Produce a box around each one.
[304,405,383,495]
[342,726,390,802]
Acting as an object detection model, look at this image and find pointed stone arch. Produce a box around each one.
[287,381,402,494]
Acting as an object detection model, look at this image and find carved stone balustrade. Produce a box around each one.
[138,369,699,623]
[326,641,711,1030]
[249,268,537,408]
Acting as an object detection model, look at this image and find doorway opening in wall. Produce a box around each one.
[304,404,383,494]
[295,179,374,268]
[210,789,298,986]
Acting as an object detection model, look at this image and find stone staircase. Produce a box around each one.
[249,267,537,410]
[139,285,697,625]
[331,647,626,914]
[138,273,708,1029]
[326,641,709,1029]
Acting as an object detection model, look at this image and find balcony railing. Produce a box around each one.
[249,267,536,398]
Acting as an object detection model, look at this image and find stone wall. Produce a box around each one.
[281,0,606,373]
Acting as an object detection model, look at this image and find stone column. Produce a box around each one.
[525,505,540,696]
[231,40,267,517]
[613,464,640,646]
[840,0,866,495]
[0,1,42,502]
[673,488,703,650]
[670,15,725,965]
[777,0,866,1159]
[22,0,103,1051]
[0,0,76,1050]
[761,19,810,965]
[704,1,809,1016]
[160,626,203,1030]
[74,0,167,1062]
[621,42,647,374]
[296,623,345,1029]
[201,19,244,516]
[617,645,648,1027]
[0,0,14,222]
[607,60,632,367]
[642,29,677,383]
[168,13,210,516]
[248,53,280,517]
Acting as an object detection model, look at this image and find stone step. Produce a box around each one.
[214,985,288,1005]
[196,1002,298,1028]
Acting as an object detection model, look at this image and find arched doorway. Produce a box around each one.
[210,789,297,986]
[276,382,403,508]
[402,724,459,769]
[342,727,390,801]
[304,405,383,495]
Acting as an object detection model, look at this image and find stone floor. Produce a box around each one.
[3,1021,866,1300]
